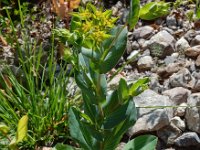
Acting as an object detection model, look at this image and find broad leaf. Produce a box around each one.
[104,100,137,150]
[103,90,121,115]
[123,135,158,150]
[81,47,100,60]
[127,0,140,29]
[69,107,94,150]
[103,99,134,129]
[16,115,28,143]
[82,93,98,123]
[99,26,127,73]
[139,2,170,20]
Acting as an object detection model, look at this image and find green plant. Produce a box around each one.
[0,42,76,149]
[0,0,78,149]
[139,1,170,20]
[54,2,157,150]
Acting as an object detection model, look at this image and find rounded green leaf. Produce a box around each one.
[127,0,140,29]
[99,26,128,73]
[123,135,158,150]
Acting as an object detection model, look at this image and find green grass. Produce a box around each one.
[0,1,80,149]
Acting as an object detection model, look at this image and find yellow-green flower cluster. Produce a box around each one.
[72,3,117,49]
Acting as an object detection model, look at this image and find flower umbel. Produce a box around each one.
[71,3,117,49]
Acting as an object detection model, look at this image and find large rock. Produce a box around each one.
[132,26,154,39]
[169,68,196,89]
[162,87,191,105]
[127,89,173,136]
[174,132,200,147]
[148,30,176,58]
[186,93,200,133]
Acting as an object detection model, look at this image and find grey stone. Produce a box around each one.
[169,68,196,89]
[161,27,174,35]
[157,62,184,78]
[189,60,196,72]
[132,26,154,39]
[175,37,190,52]
[137,38,148,49]
[157,123,182,145]
[131,41,140,50]
[166,15,177,29]
[191,35,200,46]
[170,116,186,131]
[192,71,200,79]
[193,80,200,92]
[162,87,191,105]
[196,55,200,66]
[185,45,200,57]
[126,40,132,54]
[149,74,162,93]
[184,30,196,42]
[163,79,170,92]
[137,56,154,71]
[115,1,123,9]
[192,72,200,92]
[186,93,200,133]
[127,89,173,136]
[174,132,200,147]
[164,56,177,65]
[174,103,187,117]
[148,30,175,58]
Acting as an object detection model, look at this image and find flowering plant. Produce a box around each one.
[54,1,158,150]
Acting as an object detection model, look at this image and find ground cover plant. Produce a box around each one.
[0,0,170,149]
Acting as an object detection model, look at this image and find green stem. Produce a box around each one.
[96,74,104,119]
[17,0,24,28]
